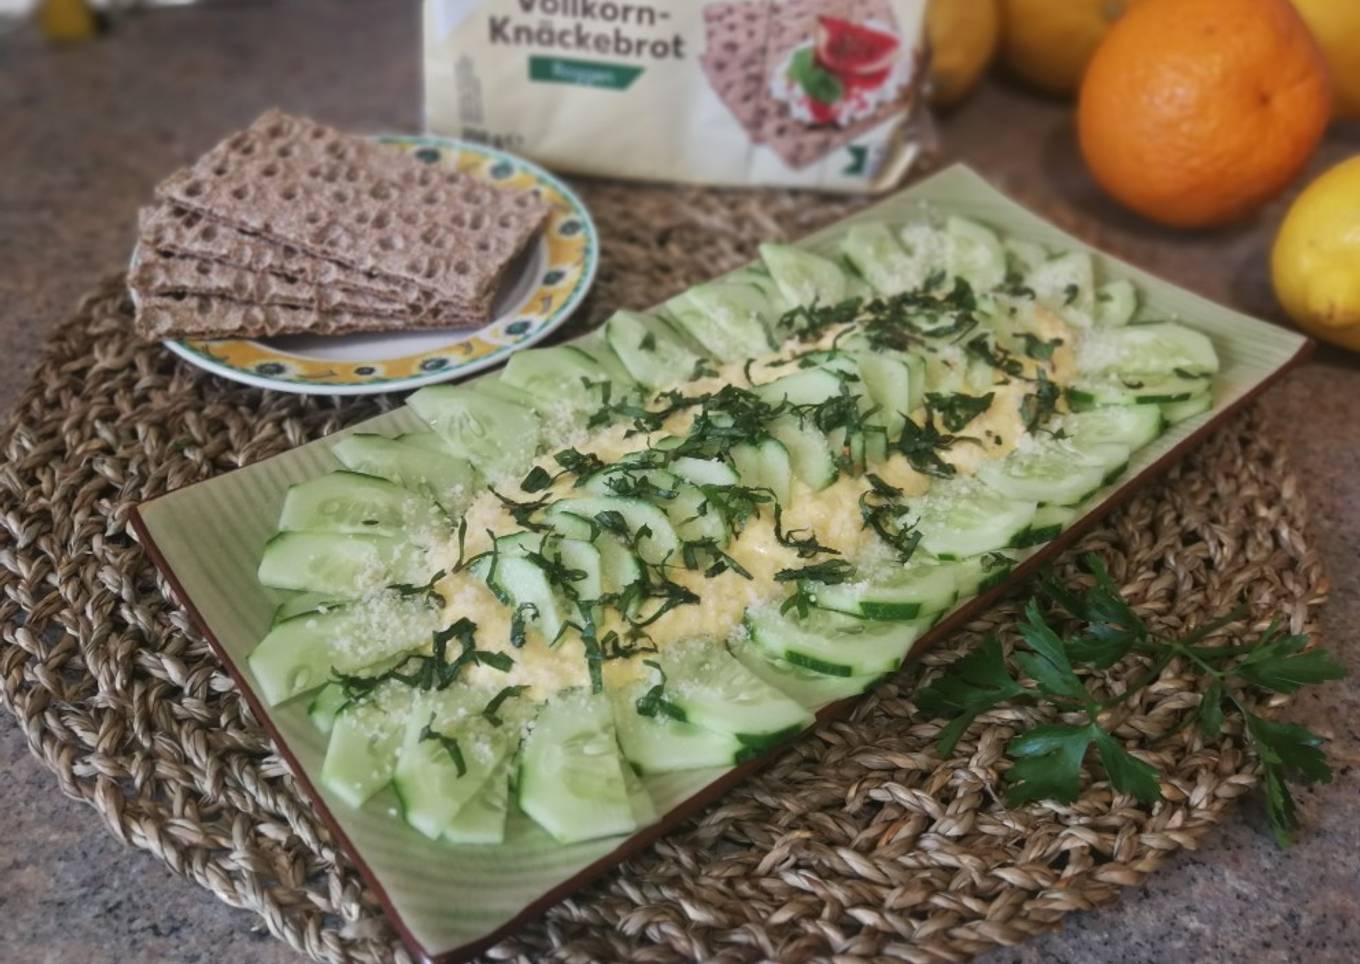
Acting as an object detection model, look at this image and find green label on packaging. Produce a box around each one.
[528,56,643,90]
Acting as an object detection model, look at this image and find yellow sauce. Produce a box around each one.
[435,308,1076,700]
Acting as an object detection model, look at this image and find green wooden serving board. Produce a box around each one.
[132,164,1309,963]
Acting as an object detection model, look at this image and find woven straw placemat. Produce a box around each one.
[0,184,1327,964]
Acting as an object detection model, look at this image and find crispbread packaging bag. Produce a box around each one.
[423,0,931,192]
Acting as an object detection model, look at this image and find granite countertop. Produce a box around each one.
[2,2,1357,961]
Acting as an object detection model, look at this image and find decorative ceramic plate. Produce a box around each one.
[151,135,598,395]
[132,166,1311,963]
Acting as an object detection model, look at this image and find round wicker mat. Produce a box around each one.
[0,184,1327,964]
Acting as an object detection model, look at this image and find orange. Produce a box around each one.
[1077,0,1331,229]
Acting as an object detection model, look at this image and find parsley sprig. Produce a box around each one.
[917,555,1344,843]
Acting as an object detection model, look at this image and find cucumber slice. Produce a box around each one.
[393,691,513,839]
[667,282,775,360]
[609,682,745,773]
[501,345,612,417]
[767,415,837,491]
[443,756,513,845]
[548,495,681,565]
[759,242,847,308]
[954,551,1016,597]
[542,509,596,542]
[256,531,434,595]
[668,456,740,487]
[1057,405,1164,451]
[1004,238,1048,275]
[1028,251,1096,327]
[854,352,913,430]
[593,530,643,596]
[1076,322,1219,377]
[331,434,481,515]
[1067,372,1211,409]
[1161,392,1214,424]
[809,558,959,621]
[657,640,813,747]
[570,331,640,389]
[729,640,884,709]
[1015,503,1079,547]
[841,222,922,295]
[279,469,445,538]
[472,552,568,644]
[896,222,948,281]
[392,430,452,454]
[1095,279,1138,327]
[554,537,604,604]
[755,366,848,406]
[731,437,793,504]
[745,605,929,677]
[273,590,345,624]
[518,690,640,844]
[605,309,703,389]
[307,682,349,734]
[407,384,541,483]
[976,438,1118,507]
[945,216,1006,293]
[900,476,1037,559]
[247,593,439,705]
[320,683,414,808]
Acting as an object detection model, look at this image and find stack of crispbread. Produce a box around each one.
[129,110,551,341]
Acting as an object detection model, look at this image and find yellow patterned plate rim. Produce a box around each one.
[154,135,597,396]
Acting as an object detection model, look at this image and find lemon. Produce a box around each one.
[927,0,1001,106]
[999,0,1132,97]
[1290,0,1360,120]
[1272,156,1360,352]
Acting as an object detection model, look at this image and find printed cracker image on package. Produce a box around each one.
[424,0,930,192]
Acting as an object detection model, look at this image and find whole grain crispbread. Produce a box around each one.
[154,110,549,306]
[132,290,483,342]
[137,204,414,303]
[129,244,489,327]
[700,1,774,141]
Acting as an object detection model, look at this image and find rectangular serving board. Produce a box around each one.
[131,164,1311,963]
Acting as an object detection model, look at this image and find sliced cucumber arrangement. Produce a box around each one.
[246,211,1220,852]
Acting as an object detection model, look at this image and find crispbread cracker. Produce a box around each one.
[133,291,484,342]
[130,245,489,326]
[700,1,773,141]
[758,0,909,170]
[137,204,413,304]
[155,110,549,306]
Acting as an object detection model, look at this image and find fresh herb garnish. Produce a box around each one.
[634,659,685,720]
[858,476,922,564]
[509,602,538,648]
[775,558,855,617]
[418,713,467,777]
[490,489,551,531]
[1018,333,1062,361]
[482,685,529,726]
[772,500,838,558]
[639,331,657,352]
[390,569,447,606]
[917,555,1344,843]
[691,358,720,380]
[892,410,960,479]
[1019,369,1060,432]
[519,465,554,493]
[925,391,995,432]
[965,334,1026,378]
